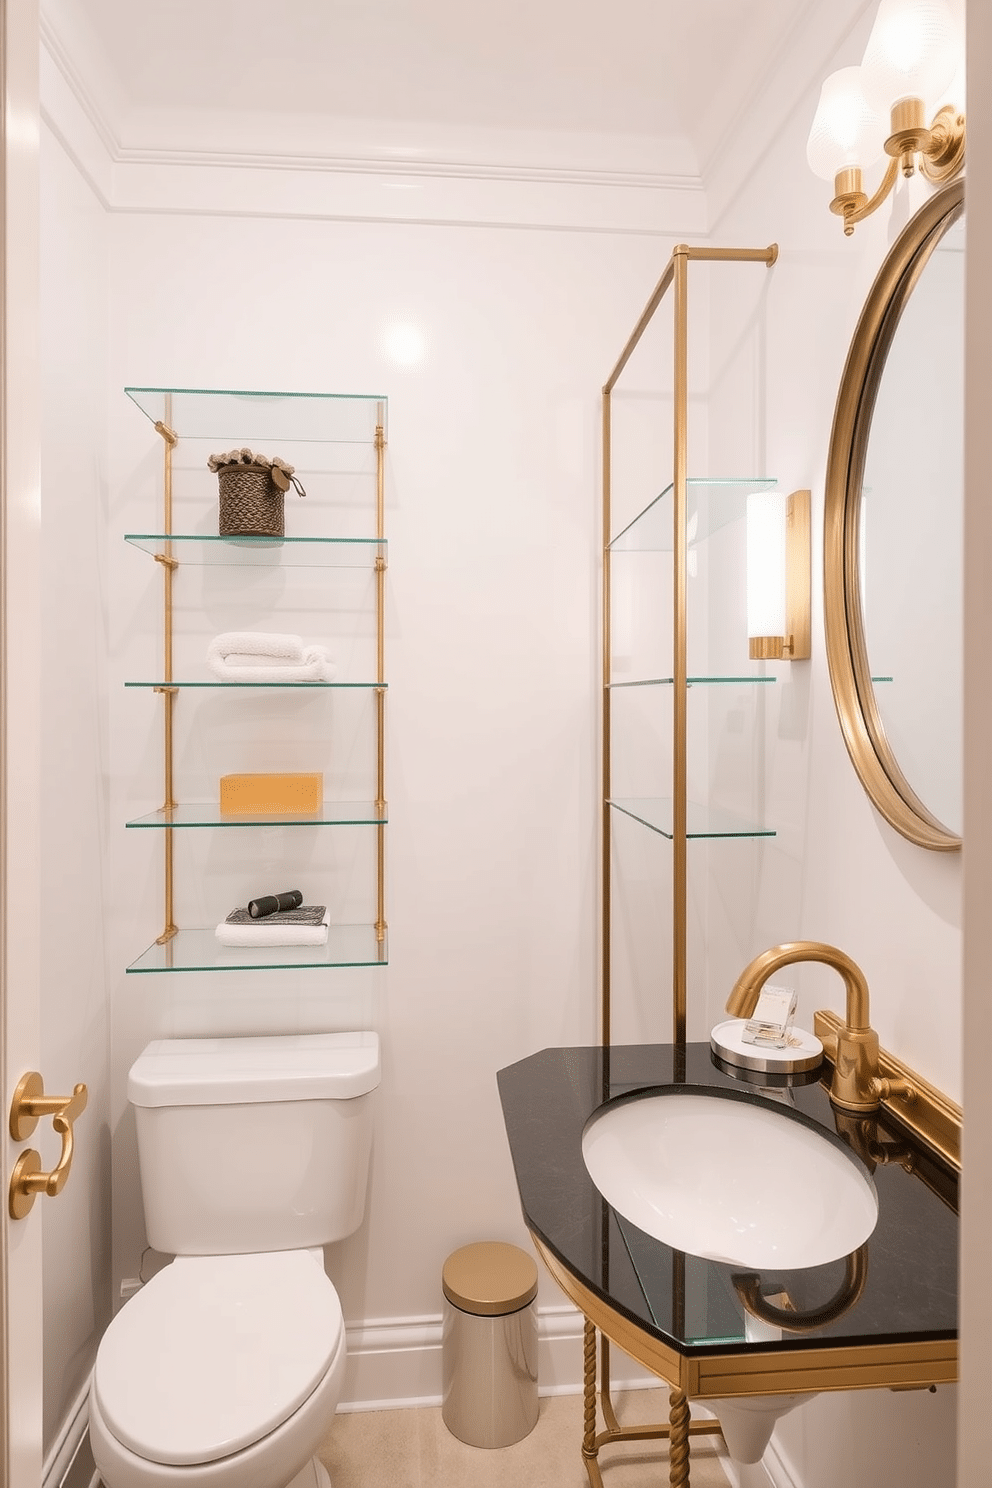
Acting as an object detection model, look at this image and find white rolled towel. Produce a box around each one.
[207,631,337,683]
[215,910,330,948]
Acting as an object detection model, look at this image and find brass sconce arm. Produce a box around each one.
[726,941,883,1111]
[830,104,965,237]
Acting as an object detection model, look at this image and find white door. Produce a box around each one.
[2,1,44,1482]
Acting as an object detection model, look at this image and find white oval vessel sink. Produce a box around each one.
[582,1091,878,1269]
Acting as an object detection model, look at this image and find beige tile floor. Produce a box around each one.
[319,1388,732,1488]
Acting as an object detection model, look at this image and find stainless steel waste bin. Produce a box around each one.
[441,1241,539,1448]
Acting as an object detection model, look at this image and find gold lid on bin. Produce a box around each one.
[442,1242,538,1316]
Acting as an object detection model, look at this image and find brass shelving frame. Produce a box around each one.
[129,388,388,972]
[586,244,779,1487]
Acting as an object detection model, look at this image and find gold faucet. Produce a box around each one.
[726,941,910,1113]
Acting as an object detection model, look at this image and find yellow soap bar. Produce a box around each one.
[219,772,323,816]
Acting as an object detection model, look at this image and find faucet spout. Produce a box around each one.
[726,941,880,1111]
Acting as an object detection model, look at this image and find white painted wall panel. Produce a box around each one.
[39,124,112,1453]
[103,207,676,1334]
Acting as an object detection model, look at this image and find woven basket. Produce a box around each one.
[217,463,284,538]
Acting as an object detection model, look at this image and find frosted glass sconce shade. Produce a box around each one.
[746,490,811,662]
[861,0,959,111]
[807,68,884,181]
[747,493,787,639]
[808,0,964,234]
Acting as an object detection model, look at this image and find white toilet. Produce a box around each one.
[89,1031,380,1488]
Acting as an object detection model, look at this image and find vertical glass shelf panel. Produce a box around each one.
[126,802,387,829]
[609,478,777,552]
[125,387,387,444]
[126,925,388,974]
[609,796,776,840]
[124,534,385,567]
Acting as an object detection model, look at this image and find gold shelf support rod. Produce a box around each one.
[672,248,689,1058]
[153,410,178,945]
[374,404,387,946]
[601,387,612,1046]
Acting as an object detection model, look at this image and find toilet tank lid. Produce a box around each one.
[128,1032,380,1106]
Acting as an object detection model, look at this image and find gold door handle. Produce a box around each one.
[8,1072,88,1219]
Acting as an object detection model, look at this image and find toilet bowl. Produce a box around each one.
[90,1250,345,1488]
[88,1033,380,1488]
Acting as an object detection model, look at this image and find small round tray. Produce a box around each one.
[710,1018,823,1076]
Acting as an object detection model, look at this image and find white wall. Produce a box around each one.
[39,123,112,1455]
[700,10,963,1488]
[99,207,685,1350]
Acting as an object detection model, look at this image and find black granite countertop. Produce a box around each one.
[496,1043,957,1360]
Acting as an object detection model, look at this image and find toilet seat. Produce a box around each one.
[94,1251,343,1466]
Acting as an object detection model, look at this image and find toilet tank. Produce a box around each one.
[127,1032,380,1256]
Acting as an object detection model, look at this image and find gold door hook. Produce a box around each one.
[8,1072,88,1220]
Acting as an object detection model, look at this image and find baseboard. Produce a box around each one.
[43,1379,99,1488]
[720,1437,802,1488]
[341,1304,664,1410]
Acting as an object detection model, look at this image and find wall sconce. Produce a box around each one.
[806,0,964,235]
[746,489,811,661]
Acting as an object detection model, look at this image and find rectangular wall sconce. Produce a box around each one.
[746,488,811,660]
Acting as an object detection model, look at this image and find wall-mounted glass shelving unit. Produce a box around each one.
[592,243,781,1488]
[605,477,781,858]
[123,386,388,975]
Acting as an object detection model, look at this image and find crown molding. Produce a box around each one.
[39,19,706,235]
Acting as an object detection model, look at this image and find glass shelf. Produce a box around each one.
[126,925,388,974]
[125,679,384,691]
[609,478,777,552]
[124,534,385,568]
[125,387,387,444]
[126,802,387,829]
[609,796,775,840]
[608,675,777,688]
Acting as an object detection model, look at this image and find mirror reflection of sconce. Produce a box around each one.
[732,1246,869,1334]
[746,489,811,661]
[806,0,965,236]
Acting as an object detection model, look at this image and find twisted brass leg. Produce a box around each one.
[668,1388,691,1487]
[582,1318,598,1458]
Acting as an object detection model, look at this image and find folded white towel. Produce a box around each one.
[215,910,330,948]
[207,632,337,683]
[209,631,307,662]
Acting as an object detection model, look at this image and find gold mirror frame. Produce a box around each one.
[824,180,964,852]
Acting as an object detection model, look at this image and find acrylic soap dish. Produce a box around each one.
[710,1018,823,1077]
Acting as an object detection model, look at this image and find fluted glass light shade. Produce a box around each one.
[861,0,959,110]
[807,66,885,180]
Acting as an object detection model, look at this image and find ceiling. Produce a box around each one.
[41,0,855,178]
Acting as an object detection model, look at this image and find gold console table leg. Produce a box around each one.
[578,1317,722,1488]
[668,1387,691,1487]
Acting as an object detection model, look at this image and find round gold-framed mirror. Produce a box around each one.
[824,180,963,852]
